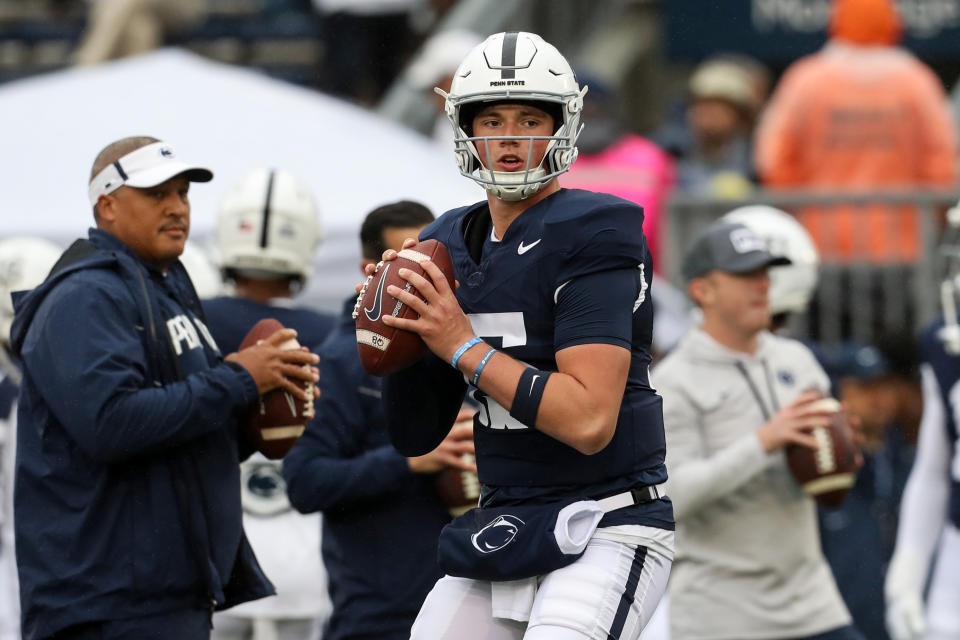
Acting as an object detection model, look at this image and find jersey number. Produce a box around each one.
[467,312,529,430]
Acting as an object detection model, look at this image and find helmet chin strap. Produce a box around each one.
[478,167,546,201]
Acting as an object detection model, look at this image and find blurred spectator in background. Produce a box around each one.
[721,205,904,638]
[655,219,862,640]
[0,238,61,640]
[655,57,760,198]
[203,169,334,640]
[313,0,428,105]
[811,340,921,640]
[711,52,773,122]
[73,0,207,65]
[283,201,473,640]
[563,72,675,273]
[755,0,957,263]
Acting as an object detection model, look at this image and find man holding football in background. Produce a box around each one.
[653,218,863,640]
[203,168,334,640]
[284,199,476,640]
[374,32,673,639]
[9,136,318,640]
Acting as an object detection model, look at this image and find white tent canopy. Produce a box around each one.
[0,49,479,311]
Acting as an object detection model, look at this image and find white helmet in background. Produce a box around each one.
[722,205,820,315]
[216,168,323,285]
[179,242,224,299]
[437,31,587,201]
[0,237,62,345]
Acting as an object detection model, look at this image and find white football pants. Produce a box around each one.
[410,537,671,640]
[925,524,960,639]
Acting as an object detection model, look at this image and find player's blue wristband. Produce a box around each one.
[510,368,552,427]
[451,337,482,369]
[471,348,497,386]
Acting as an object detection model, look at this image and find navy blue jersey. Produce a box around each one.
[919,318,960,528]
[396,188,671,530]
[202,296,336,355]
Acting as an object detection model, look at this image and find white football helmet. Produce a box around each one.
[0,237,62,345]
[179,242,224,299]
[437,31,587,201]
[216,168,323,284]
[722,206,820,315]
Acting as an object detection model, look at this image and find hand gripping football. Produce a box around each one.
[353,239,456,376]
[785,397,859,508]
[239,318,314,459]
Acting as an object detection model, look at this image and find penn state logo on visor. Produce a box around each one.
[471,514,525,554]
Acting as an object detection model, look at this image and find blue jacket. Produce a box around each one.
[10,229,274,640]
[283,298,450,640]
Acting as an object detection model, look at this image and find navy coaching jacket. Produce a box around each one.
[10,229,273,640]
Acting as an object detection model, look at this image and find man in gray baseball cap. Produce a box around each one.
[682,220,791,282]
[654,220,862,640]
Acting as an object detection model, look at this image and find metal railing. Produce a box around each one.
[662,189,960,346]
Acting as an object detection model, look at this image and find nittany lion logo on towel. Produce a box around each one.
[471,515,525,554]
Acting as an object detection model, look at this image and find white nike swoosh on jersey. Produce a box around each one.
[517,239,542,255]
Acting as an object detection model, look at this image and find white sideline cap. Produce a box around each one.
[88,141,213,206]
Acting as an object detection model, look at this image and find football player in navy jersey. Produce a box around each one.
[284,201,478,640]
[374,32,674,639]
[885,209,960,640]
[202,168,335,640]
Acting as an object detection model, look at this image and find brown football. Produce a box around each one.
[239,318,314,459]
[353,239,455,376]
[435,453,481,517]
[785,398,859,508]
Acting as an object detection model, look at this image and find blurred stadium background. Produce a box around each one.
[3,0,959,344]
[4,2,960,638]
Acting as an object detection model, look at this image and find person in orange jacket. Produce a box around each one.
[755,0,957,263]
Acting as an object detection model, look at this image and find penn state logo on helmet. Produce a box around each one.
[471,514,525,554]
[437,31,587,201]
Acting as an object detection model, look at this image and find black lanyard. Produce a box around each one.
[734,359,780,421]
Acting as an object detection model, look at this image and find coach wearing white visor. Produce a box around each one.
[9,136,319,640]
